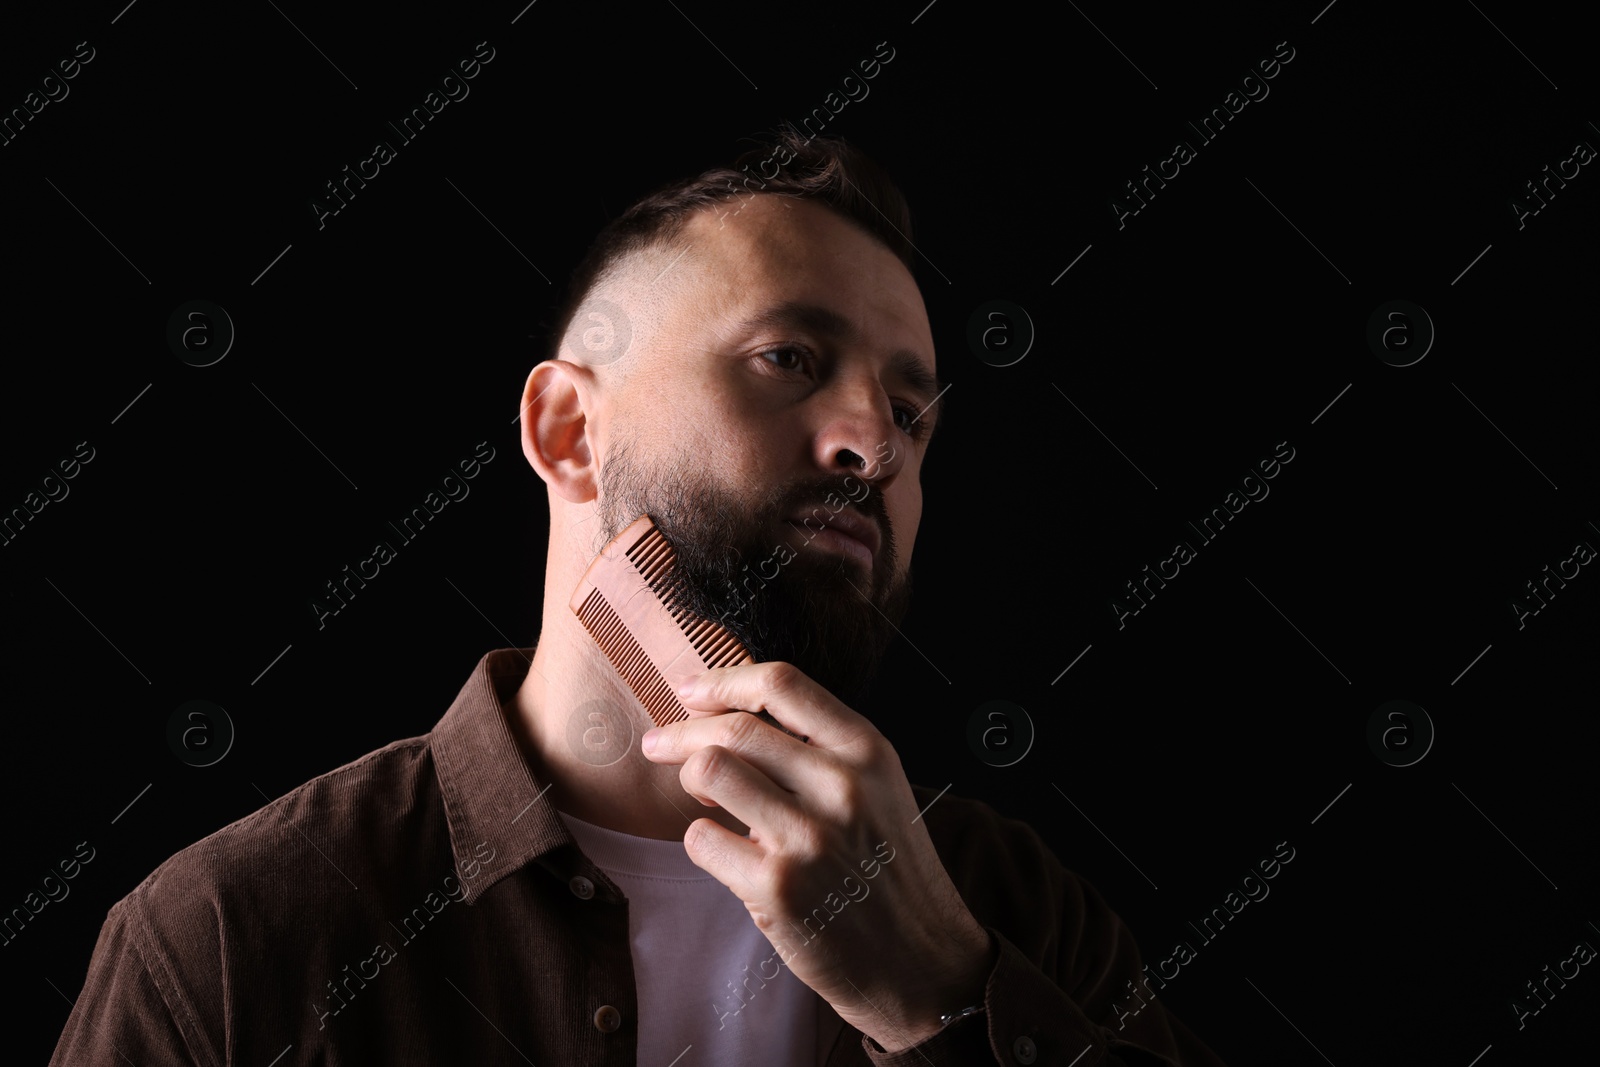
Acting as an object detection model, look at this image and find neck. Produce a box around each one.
[509,591,752,843]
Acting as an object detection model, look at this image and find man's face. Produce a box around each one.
[587,196,940,708]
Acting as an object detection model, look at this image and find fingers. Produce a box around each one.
[675,661,869,750]
[644,707,806,792]
[676,743,806,850]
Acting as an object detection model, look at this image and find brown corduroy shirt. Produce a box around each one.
[50,648,1228,1066]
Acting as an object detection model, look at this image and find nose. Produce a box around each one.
[811,376,904,487]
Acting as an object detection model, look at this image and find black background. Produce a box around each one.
[4,1,1597,1063]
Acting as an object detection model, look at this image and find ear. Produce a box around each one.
[520,359,597,503]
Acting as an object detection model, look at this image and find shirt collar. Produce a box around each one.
[430,646,578,905]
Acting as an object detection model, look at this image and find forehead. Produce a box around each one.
[620,196,935,371]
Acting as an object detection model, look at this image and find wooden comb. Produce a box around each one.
[570,514,809,743]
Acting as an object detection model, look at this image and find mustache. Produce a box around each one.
[771,478,894,553]
[594,444,911,705]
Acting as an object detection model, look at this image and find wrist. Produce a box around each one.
[939,924,996,1016]
[870,925,996,1052]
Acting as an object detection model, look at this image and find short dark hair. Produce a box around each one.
[544,125,917,364]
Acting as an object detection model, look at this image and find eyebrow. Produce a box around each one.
[733,301,947,441]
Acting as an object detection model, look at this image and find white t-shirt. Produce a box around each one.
[559,809,829,1066]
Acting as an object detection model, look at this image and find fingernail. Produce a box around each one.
[641,729,659,754]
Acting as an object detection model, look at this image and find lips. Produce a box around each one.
[786,506,882,563]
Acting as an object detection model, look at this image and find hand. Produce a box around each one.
[640,661,996,1052]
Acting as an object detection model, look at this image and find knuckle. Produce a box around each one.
[762,661,802,696]
[721,711,762,749]
[687,744,730,787]
[859,732,898,774]
[787,818,827,861]
[830,770,865,813]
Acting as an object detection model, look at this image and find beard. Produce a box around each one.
[593,435,913,709]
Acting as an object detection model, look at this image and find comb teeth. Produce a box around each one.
[574,587,689,730]
[625,526,753,668]
[571,515,757,732]
[626,526,678,585]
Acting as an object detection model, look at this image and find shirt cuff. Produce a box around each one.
[863,925,1185,1067]
[861,1005,992,1067]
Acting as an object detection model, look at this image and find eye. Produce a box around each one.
[758,345,930,439]
[757,345,813,373]
[893,403,930,439]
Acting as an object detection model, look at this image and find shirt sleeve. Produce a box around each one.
[860,923,1224,1067]
[861,798,1230,1067]
[48,893,216,1067]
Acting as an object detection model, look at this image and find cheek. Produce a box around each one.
[626,379,737,460]
[712,405,804,477]
[891,485,922,556]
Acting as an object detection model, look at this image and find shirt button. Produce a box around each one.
[1011,1035,1037,1064]
[569,875,594,900]
[593,1005,622,1032]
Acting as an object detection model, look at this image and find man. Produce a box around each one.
[51,129,1227,1066]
